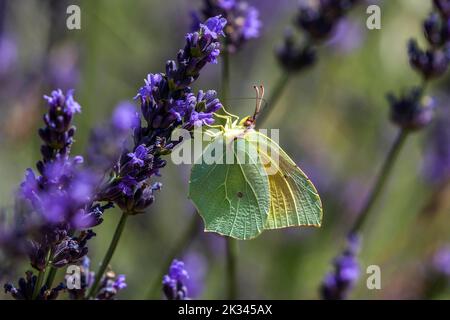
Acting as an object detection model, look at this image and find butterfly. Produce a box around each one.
[189,85,323,240]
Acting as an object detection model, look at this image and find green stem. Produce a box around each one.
[146,215,199,299]
[86,212,128,299]
[32,269,45,300]
[350,129,409,234]
[256,72,291,126]
[225,237,238,299]
[221,47,230,103]
[44,266,58,290]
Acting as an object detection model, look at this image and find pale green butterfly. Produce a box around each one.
[189,86,323,240]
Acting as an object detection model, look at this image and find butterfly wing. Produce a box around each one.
[189,133,270,240]
[249,131,323,230]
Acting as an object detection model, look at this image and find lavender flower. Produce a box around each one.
[434,0,450,19]
[97,17,224,215]
[387,87,435,131]
[87,102,138,173]
[321,233,360,300]
[183,252,207,298]
[0,34,17,77]
[5,90,111,281]
[408,1,450,80]
[276,28,317,72]
[193,0,262,53]
[65,256,126,300]
[163,259,190,300]
[96,271,127,300]
[276,0,360,73]
[423,107,450,185]
[4,271,64,300]
[67,256,95,300]
[432,246,450,277]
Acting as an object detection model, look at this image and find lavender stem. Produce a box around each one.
[146,215,199,299]
[350,129,409,234]
[44,266,58,290]
[226,237,238,299]
[32,269,45,300]
[86,212,129,299]
[221,47,230,103]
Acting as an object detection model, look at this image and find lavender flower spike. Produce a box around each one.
[321,233,361,300]
[98,16,224,215]
[193,0,262,53]
[163,259,190,300]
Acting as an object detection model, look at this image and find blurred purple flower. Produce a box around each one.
[0,34,17,76]
[163,259,190,300]
[423,107,450,185]
[432,246,450,277]
[327,19,365,54]
[193,0,262,53]
[321,233,361,300]
[387,87,435,131]
[183,251,207,298]
[48,43,80,90]
[112,102,140,132]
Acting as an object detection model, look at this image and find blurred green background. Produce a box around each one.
[0,0,449,299]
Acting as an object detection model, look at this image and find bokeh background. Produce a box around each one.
[0,0,449,299]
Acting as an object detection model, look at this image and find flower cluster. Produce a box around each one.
[387,88,435,131]
[321,233,360,300]
[87,102,139,173]
[387,1,450,131]
[2,90,114,300]
[163,259,190,300]
[409,1,450,80]
[276,0,360,72]
[66,257,127,300]
[96,16,224,215]
[192,0,261,53]
[18,90,108,272]
[4,271,65,300]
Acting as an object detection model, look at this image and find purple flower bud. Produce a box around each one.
[388,87,435,131]
[193,1,261,53]
[163,259,190,300]
[112,102,140,131]
[321,233,361,300]
[408,39,450,80]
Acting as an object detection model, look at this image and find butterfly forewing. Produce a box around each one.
[189,133,271,240]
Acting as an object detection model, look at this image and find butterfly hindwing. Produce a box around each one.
[249,131,323,230]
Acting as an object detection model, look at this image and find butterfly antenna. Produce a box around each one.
[252,84,264,121]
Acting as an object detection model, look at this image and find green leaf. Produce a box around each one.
[189,136,270,240]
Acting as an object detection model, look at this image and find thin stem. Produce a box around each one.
[221,47,230,103]
[226,237,238,299]
[146,215,199,299]
[256,72,291,126]
[44,266,58,290]
[350,129,409,234]
[86,212,128,299]
[32,269,45,300]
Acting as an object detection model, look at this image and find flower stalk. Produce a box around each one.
[87,212,128,299]
[350,129,409,234]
